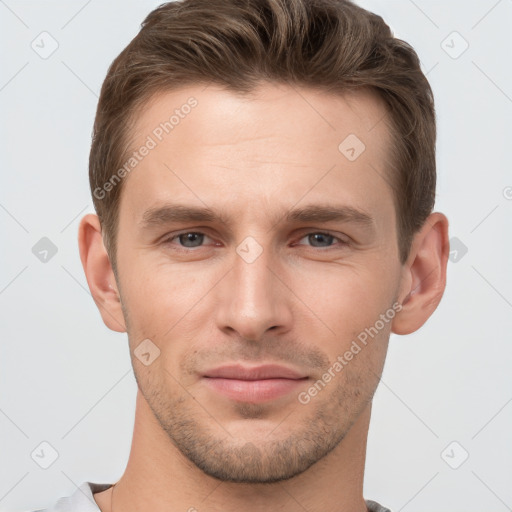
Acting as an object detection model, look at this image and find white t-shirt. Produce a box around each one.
[31,481,392,511]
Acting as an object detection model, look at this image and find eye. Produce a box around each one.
[163,231,213,249]
[160,230,349,252]
[296,232,348,248]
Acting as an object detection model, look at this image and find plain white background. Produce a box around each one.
[1,1,511,511]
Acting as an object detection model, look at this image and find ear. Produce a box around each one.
[391,212,450,335]
[78,213,126,333]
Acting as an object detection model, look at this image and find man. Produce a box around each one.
[33,0,449,510]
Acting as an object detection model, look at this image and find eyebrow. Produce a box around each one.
[140,204,228,228]
[284,204,375,229]
[139,203,376,232]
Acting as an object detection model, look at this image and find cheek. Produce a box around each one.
[120,255,206,328]
[290,265,396,388]
[119,259,220,374]
[292,263,391,340]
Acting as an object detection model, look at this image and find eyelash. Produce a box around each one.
[161,230,349,251]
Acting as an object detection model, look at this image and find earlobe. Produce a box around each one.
[391,212,450,335]
[78,213,127,333]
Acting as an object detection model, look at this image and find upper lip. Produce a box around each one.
[203,364,307,380]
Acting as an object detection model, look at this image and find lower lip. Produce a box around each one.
[203,377,308,403]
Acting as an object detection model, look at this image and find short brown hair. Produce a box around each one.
[89,0,436,275]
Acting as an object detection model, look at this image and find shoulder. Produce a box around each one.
[365,499,393,512]
[27,482,113,512]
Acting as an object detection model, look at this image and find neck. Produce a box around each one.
[103,391,371,512]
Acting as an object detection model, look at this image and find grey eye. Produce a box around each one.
[178,232,205,247]
[306,233,335,247]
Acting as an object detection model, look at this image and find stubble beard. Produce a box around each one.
[134,364,376,484]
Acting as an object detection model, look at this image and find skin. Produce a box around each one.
[79,82,449,512]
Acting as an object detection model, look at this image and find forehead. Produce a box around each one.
[119,82,395,231]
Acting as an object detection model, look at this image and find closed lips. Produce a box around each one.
[202,364,307,380]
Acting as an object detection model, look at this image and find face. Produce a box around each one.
[113,82,405,483]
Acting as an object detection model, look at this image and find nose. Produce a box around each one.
[215,241,293,342]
